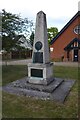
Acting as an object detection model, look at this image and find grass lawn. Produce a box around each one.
[2,65,78,118]
[2,65,27,86]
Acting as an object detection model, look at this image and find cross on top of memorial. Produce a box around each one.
[32,11,50,64]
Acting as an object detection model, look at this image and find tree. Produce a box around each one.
[47,27,58,44]
[2,9,34,52]
[29,31,34,46]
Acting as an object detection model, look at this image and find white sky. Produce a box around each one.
[0,0,80,31]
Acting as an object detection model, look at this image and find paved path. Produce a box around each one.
[0,59,79,67]
[1,59,32,65]
[53,62,78,67]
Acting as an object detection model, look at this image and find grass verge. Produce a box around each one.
[2,65,78,118]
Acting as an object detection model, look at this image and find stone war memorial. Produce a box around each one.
[3,11,75,103]
[28,11,53,85]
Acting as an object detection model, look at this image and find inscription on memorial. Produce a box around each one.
[31,69,43,77]
[33,52,43,63]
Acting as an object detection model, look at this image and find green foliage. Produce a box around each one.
[47,27,58,44]
[29,31,34,46]
[2,9,34,52]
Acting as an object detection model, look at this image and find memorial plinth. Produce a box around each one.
[2,11,75,103]
[28,62,53,85]
[28,11,53,85]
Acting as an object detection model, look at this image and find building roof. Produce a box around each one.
[18,36,32,50]
[50,11,80,45]
[64,38,80,50]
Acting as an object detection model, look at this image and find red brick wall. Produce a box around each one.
[50,16,79,61]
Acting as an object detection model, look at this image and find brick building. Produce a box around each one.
[50,11,80,62]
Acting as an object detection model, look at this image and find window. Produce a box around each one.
[74,42,78,47]
[74,25,80,34]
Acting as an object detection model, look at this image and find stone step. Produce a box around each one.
[42,78,64,93]
[3,78,75,103]
[12,78,64,93]
[3,85,51,99]
[51,80,75,103]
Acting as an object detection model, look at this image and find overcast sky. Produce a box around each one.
[0,0,80,31]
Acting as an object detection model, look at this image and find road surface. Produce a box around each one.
[0,59,79,67]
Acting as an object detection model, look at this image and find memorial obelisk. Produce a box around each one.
[28,11,53,85]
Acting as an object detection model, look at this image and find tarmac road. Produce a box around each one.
[2,59,32,65]
[53,61,78,67]
[1,59,79,67]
